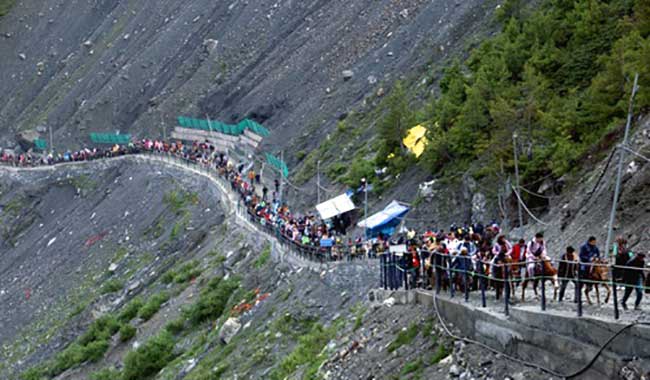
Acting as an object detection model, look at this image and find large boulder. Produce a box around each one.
[218,317,241,344]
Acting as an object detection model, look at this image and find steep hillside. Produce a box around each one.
[0,159,559,380]
[0,0,495,151]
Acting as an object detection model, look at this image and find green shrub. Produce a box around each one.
[173,260,202,283]
[343,158,375,188]
[122,331,176,380]
[119,298,144,323]
[83,340,111,362]
[138,292,169,321]
[100,279,124,294]
[20,366,47,380]
[119,324,137,342]
[183,277,239,326]
[164,318,186,335]
[79,315,120,346]
[161,270,176,284]
[50,343,85,374]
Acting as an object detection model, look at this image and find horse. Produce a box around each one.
[491,256,513,300]
[521,259,559,302]
[584,258,611,305]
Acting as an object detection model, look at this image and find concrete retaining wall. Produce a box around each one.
[371,289,650,379]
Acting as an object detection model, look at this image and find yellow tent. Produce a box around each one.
[402,124,429,158]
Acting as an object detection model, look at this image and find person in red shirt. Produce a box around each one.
[511,239,527,281]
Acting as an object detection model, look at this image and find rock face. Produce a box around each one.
[0,158,225,376]
[0,0,495,164]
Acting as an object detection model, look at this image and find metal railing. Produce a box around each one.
[1,148,374,265]
[380,249,649,320]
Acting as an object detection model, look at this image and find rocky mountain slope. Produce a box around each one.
[0,158,560,380]
[0,0,495,152]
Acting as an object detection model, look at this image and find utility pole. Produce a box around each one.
[605,73,638,321]
[317,160,321,204]
[205,113,213,136]
[279,150,284,206]
[161,112,167,141]
[512,132,524,229]
[361,177,368,238]
[49,125,54,153]
[605,73,639,257]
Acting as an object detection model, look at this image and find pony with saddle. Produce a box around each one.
[521,259,559,302]
[584,258,611,305]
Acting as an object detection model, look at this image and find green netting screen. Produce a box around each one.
[33,139,47,150]
[177,116,270,137]
[90,133,131,144]
[265,153,289,178]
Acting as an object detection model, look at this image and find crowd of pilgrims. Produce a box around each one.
[3,139,648,308]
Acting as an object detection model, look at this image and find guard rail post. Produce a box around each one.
[435,252,441,295]
[449,263,455,299]
[504,264,510,316]
[464,266,469,302]
[577,266,583,317]
[380,253,386,290]
[611,262,619,320]
[391,253,398,290]
[479,260,487,307]
[403,255,409,291]
[541,266,547,311]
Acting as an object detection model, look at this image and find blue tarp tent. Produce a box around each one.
[357,200,410,238]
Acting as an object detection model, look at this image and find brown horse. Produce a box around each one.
[584,258,611,305]
[521,259,559,302]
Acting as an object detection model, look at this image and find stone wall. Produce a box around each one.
[370,289,650,379]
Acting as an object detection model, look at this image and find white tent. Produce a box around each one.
[315,194,356,220]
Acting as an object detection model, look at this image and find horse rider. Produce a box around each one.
[526,232,549,278]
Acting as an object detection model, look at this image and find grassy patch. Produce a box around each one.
[68,175,97,192]
[170,212,189,240]
[3,195,25,216]
[100,279,124,294]
[387,323,419,353]
[352,304,366,331]
[268,320,339,380]
[254,244,271,269]
[145,216,166,239]
[162,260,202,284]
[164,190,199,215]
[401,358,424,376]
[0,0,16,17]
[21,315,122,378]
[430,343,451,365]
